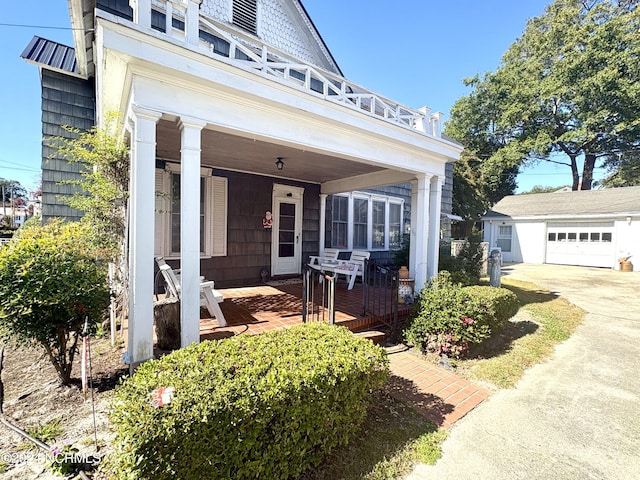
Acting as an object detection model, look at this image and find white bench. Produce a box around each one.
[155,257,227,326]
[308,248,340,266]
[314,250,370,290]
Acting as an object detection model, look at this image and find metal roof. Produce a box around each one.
[484,186,640,219]
[20,36,79,76]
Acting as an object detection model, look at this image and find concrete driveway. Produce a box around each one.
[408,263,640,480]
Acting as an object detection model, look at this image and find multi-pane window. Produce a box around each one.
[331,196,348,248]
[372,200,385,248]
[330,192,404,251]
[389,203,401,249]
[496,225,512,252]
[169,174,206,254]
[155,166,228,258]
[353,198,368,249]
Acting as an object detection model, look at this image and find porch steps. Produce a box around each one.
[354,328,387,345]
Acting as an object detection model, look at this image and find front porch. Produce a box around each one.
[193,280,411,342]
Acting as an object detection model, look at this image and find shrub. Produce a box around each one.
[107,323,389,480]
[462,285,519,331]
[438,229,484,286]
[0,220,110,384]
[404,272,519,358]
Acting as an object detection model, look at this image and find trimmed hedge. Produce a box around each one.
[462,285,519,331]
[107,323,389,480]
[404,273,519,357]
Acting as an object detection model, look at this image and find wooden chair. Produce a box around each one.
[155,257,227,326]
[308,248,340,266]
[314,250,370,290]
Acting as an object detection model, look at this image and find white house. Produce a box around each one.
[25,0,463,365]
[482,186,640,271]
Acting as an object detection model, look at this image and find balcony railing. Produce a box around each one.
[131,0,444,137]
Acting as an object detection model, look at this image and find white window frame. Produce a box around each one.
[331,191,404,251]
[155,164,228,259]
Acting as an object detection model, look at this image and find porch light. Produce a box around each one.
[275,157,284,170]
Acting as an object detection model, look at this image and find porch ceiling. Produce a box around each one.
[156,119,387,185]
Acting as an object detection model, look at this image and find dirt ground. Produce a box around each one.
[0,337,127,479]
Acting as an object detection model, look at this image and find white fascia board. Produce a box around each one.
[68,0,90,78]
[95,24,133,129]
[96,19,462,168]
[321,170,423,195]
[488,213,638,222]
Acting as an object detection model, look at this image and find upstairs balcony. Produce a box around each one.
[105,0,444,137]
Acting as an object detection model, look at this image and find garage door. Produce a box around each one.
[546,222,615,268]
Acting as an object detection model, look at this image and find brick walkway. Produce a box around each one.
[387,349,491,429]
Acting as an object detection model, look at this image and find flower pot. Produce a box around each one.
[398,266,409,279]
[620,260,633,272]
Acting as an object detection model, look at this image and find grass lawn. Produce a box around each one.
[301,390,446,480]
[453,277,585,388]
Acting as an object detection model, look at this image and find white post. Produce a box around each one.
[411,175,432,292]
[178,117,206,347]
[127,106,161,367]
[427,176,444,279]
[185,0,203,46]
[129,0,152,29]
[319,193,327,256]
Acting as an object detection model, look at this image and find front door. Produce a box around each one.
[271,184,304,276]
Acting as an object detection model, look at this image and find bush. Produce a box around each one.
[462,285,519,332]
[404,272,519,358]
[438,229,484,286]
[107,323,389,480]
[0,220,110,384]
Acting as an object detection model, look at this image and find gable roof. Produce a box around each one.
[68,0,343,78]
[20,36,81,77]
[484,186,640,219]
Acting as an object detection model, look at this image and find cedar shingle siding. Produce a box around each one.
[196,170,320,287]
[41,70,95,222]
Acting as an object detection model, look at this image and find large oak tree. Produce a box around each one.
[446,0,640,203]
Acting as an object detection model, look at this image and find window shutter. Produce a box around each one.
[154,169,167,256]
[211,176,227,256]
[232,0,257,34]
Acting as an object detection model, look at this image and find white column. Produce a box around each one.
[319,194,327,256]
[129,0,151,29]
[411,175,432,292]
[127,106,161,367]
[427,176,444,279]
[186,0,203,46]
[178,117,207,347]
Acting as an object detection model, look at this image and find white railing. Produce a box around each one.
[138,0,443,136]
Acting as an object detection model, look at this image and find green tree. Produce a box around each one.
[49,114,129,258]
[447,0,640,192]
[519,185,570,194]
[0,220,110,385]
[598,151,640,187]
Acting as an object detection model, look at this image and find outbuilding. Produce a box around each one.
[482,186,640,271]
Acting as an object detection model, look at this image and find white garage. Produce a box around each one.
[482,186,640,271]
[546,222,614,268]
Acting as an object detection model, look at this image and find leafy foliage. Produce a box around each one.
[48,114,129,258]
[598,151,640,187]
[446,0,640,192]
[438,229,485,286]
[404,272,518,358]
[519,185,570,194]
[107,323,389,480]
[0,220,110,384]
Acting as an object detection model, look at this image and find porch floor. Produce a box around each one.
[198,279,401,340]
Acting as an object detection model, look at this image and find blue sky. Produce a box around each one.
[0,0,605,194]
